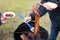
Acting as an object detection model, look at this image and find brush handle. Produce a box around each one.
[18,13,34,32]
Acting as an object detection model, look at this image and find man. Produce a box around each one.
[24,0,60,40]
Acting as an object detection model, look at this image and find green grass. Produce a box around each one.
[0,0,60,40]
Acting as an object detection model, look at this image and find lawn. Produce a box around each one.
[0,0,60,40]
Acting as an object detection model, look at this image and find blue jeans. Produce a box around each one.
[49,23,60,40]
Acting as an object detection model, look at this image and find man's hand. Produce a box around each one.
[20,34,30,40]
[1,15,7,24]
[23,16,31,23]
[43,2,58,10]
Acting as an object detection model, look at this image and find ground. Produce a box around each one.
[0,0,60,40]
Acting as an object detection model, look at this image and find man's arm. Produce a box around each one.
[0,19,2,25]
[29,6,47,21]
[0,13,2,25]
[24,0,48,22]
